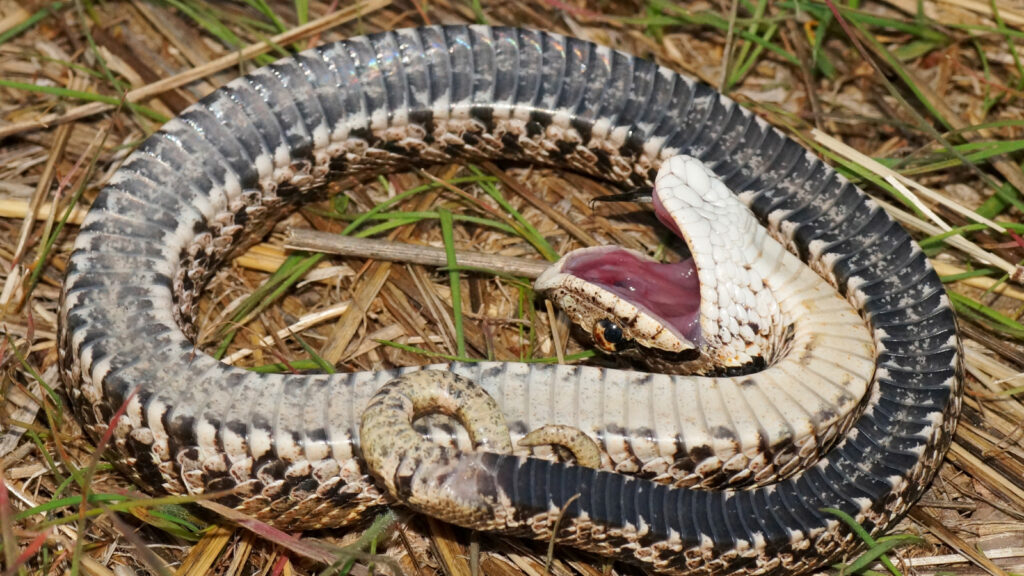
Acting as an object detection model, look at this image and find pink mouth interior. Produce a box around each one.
[561,207,701,345]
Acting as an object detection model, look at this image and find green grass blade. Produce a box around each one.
[469,165,558,261]
[641,0,799,67]
[212,253,325,358]
[376,339,478,363]
[249,359,324,373]
[439,208,467,358]
[0,79,167,122]
[0,1,64,45]
[948,291,1024,338]
[293,333,335,373]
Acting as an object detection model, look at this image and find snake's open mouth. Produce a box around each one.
[559,247,701,344]
[535,187,703,353]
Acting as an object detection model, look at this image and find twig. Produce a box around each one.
[285,228,551,279]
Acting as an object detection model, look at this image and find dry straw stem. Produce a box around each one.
[909,508,1011,576]
[0,197,88,225]
[883,0,1024,27]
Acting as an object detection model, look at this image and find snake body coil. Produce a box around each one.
[59,26,962,575]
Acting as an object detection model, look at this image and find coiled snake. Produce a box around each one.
[59,25,963,575]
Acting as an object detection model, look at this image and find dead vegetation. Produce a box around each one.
[2,0,1024,574]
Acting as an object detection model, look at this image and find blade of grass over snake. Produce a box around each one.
[823,508,912,576]
[293,334,334,374]
[438,208,467,358]
[250,359,327,373]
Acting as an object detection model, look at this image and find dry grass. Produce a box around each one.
[2,0,1024,574]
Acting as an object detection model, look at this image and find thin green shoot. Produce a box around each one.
[469,165,558,261]
[438,265,534,289]
[241,0,288,33]
[0,1,65,45]
[724,0,773,90]
[920,223,1024,250]
[249,358,324,373]
[293,333,335,373]
[937,266,1001,283]
[823,507,923,576]
[439,208,467,358]
[320,512,399,576]
[948,292,1024,340]
[0,79,167,123]
[377,339,477,363]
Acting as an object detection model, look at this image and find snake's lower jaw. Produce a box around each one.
[535,246,701,355]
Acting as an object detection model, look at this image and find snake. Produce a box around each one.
[58,25,963,575]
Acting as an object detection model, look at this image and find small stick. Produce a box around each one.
[285,228,552,279]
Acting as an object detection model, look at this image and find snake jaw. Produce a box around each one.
[535,246,701,355]
[536,156,787,372]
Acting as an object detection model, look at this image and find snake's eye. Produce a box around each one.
[593,319,629,352]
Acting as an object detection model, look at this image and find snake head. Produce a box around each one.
[535,244,701,357]
[535,155,785,372]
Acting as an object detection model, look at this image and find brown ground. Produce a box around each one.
[2,0,1024,575]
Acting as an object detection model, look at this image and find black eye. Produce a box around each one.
[593,319,627,352]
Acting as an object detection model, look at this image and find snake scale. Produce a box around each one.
[59,25,963,575]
